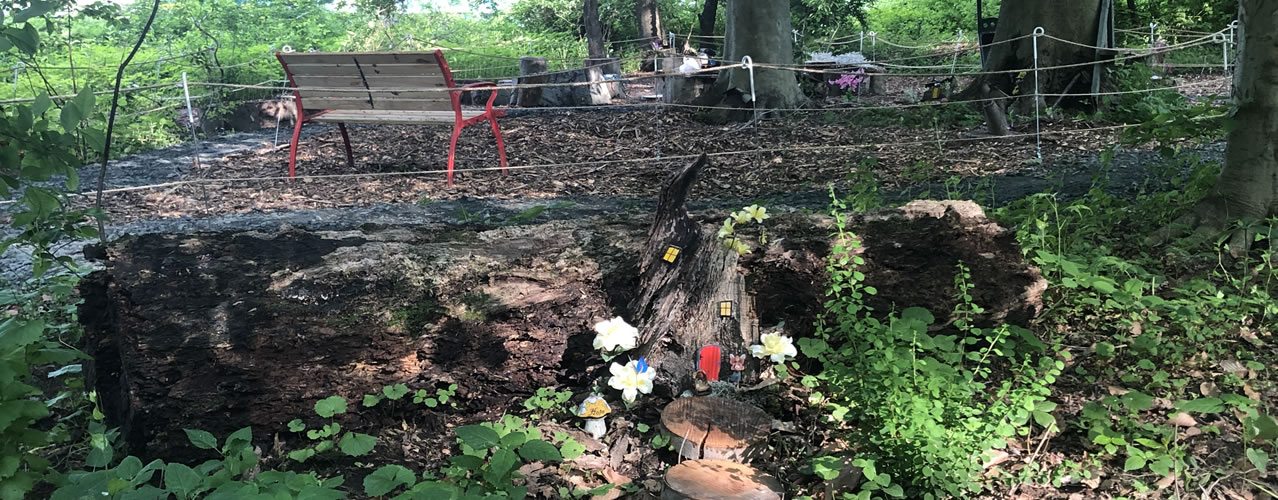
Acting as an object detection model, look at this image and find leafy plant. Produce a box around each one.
[284,396,377,463]
[523,386,574,420]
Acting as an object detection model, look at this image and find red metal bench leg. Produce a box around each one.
[337,123,354,169]
[288,112,305,177]
[489,117,508,176]
[448,124,463,186]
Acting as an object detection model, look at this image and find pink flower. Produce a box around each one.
[829,70,867,92]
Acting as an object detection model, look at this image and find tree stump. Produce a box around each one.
[517,57,548,107]
[662,460,782,500]
[661,397,770,462]
[629,155,757,396]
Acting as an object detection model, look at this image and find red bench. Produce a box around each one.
[275,50,508,185]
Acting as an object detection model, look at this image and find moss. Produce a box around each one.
[389,298,443,335]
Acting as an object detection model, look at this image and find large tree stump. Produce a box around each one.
[662,460,783,500]
[629,155,757,397]
[661,397,771,462]
[517,57,548,107]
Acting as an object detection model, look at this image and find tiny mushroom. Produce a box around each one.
[576,395,612,440]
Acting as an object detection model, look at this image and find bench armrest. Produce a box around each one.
[460,82,501,114]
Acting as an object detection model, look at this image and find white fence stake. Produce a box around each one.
[181,72,203,169]
[1215,32,1229,72]
[742,55,757,123]
[1032,27,1045,161]
[859,31,864,53]
[1149,22,1157,47]
[870,31,877,61]
[12,63,22,98]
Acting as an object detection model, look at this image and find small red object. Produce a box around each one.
[698,345,722,382]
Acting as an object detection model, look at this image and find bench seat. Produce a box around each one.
[309,109,498,125]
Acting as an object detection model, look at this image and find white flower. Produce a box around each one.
[743,205,769,223]
[750,332,797,363]
[593,317,638,352]
[608,359,655,403]
[717,219,735,239]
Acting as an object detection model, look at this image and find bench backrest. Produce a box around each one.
[276,50,458,112]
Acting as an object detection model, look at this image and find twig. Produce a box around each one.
[95,0,160,243]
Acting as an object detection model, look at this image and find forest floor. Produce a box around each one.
[8,72,1271,500]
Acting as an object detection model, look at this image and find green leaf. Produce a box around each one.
[224,427,252,450]
[5,24,38,55]
[517,439,562,462]
[0,318,44,349]
[1175,397,1225,414]
[338,432,376,457]
[184,429,218,450]
[383,383,409,400]
[59,102,81,132]
[163,463,203,498]
[811,456,842,480]
[72,85,95,119]
[32,93,51,116]
[295,485,344,500]
[483,449,519,485]
[1245,414,1278,441]
[363,464,416,497]
[362,394,381,407]
[13,0,56,23]
[560,437,586,460]
[1246,448,1269,474]
[1121,391,1154,411]
[1123,456,1147,471]
[82,128,106,152]
[900,307,934,325]
[287,419,306,433]
[287,448,315,463]
[454,425,500,449]
[314,396,347,418]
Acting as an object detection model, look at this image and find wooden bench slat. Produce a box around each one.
[310,109,488,125]
[299,90,451,100]
[291,74,449,90]
[301,97,454,112]
[280,52,441,66]
[285,64,446,77]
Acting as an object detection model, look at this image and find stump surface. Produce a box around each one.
[661,396,770,462]
[662,459,782,500]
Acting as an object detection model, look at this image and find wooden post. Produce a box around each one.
[517,57,548,107]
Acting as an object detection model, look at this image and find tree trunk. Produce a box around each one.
[637,0,662,45]
[584,0,606,59]
[693,0,806,123]
[965,0,1102,134]
[1153,0,1278,250]
[629,155,757,396]
[698,0,720,45]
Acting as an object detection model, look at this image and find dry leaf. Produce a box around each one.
[1239,327,1262,346]
[1107,386,1130,396]
[1243,384,1261,402]
[1155,473,1176,489]
[601,467,632,486]
[1167,412,1198,427]
[1220,359,1247,377]
[1182,426,1202,438]
[1200,381,1221,397]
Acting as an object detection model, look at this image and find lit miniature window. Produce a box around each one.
[662,246,681,263]
[718,301,734,317]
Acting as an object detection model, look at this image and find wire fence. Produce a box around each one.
[0,22,1237,211]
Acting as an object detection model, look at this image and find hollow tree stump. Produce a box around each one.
[629,155,757,396]
[662,460,783,500]
[661,396,770,462]
[518,57,548,107]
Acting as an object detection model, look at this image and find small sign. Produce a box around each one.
[718,301,734,318]
[662,245,682,263]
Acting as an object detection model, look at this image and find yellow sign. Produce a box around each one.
[662,246,681,263]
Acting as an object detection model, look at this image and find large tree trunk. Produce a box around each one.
[637,0,662,45]
[584,0,606,59]
[693,0,806,123]
[967,0,1103,135]
[629,155,756,396]
[697,0,719,45]
[1153,0,1278,250]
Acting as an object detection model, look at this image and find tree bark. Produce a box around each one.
[1153,0,1278,250]
[697,0,720,45]
[629,155,756,396]
[637,0,662,45]
[584,0,606,59]
[693,0,806,123]
[964,0,1103,134]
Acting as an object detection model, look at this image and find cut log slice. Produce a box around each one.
[661,459,782,500]
[661,396,770,462]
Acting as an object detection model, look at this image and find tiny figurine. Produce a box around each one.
[697,344,722,382]
[576,395,612,440]
[692,370,712,396]
[728,354,746,384]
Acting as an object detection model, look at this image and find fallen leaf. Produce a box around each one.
[601,467,631,486]
[1243,384,1261,402]
[1167,412,1198,427]
[1107,386,1130,396]
[1200,381,1220,397]
[1155,473,1175,489]
[1220,359,1247,377]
